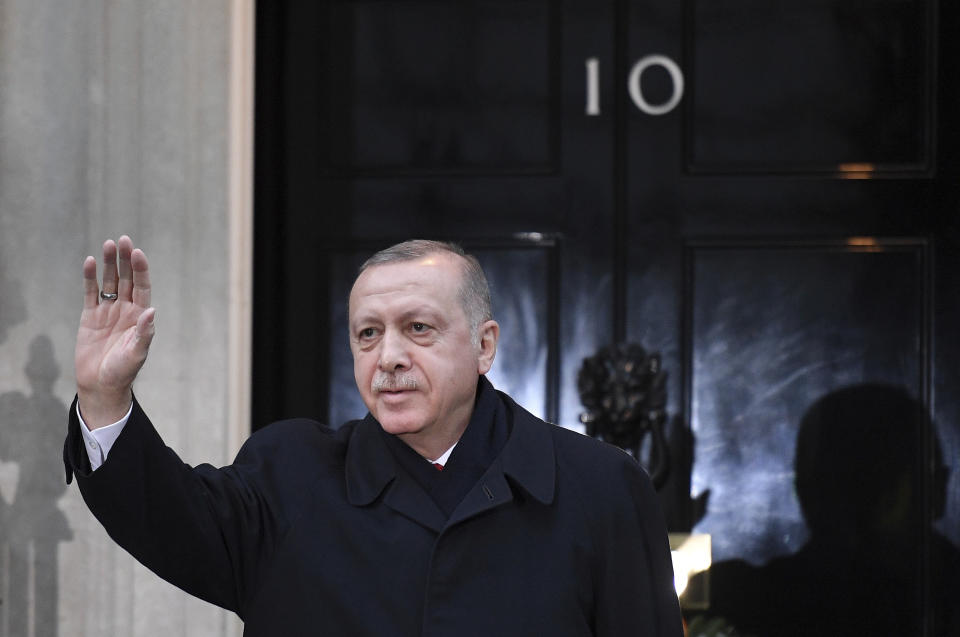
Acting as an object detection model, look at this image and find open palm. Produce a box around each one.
[75,236,155,427]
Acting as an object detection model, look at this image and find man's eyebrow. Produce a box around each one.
[349,312,381,327]
[397,307,444,322]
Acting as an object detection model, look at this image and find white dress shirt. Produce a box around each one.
[428,443,456,468]
[76,402,132,470]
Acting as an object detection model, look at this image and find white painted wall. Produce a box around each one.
[0,1,252,635]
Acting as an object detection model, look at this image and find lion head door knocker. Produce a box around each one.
[577,343,670,489]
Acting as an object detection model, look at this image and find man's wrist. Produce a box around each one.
[77,388,134,430]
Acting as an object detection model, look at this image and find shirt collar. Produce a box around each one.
[429,443,456,466]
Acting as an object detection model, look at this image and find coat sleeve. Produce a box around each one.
[63,395,291,617]
[593,456,684,637]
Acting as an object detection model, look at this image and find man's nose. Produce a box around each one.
[378,329,410,371]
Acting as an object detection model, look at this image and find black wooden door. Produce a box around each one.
[254,1,960,634]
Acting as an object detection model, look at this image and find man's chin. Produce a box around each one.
[376,417,425,436]
[372,403,425,436]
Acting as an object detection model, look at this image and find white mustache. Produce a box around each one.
[371,372,419,393]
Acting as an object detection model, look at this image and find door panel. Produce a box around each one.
[688,0,934,172]
[687,241,927,563]
[320,1,559,174]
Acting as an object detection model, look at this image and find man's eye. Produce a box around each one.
[359,327,377,339]
[411,322,428,333]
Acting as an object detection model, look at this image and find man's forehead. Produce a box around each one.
[355,254,461,287]
[349,254,463,308]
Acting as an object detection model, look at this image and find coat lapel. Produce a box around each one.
[497,391,556,506]
[445,392,557,527]
[445,459,510,527]
[344,415,446,533]
[382,474,447,533]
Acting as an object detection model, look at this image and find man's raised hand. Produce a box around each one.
[75,236,156,429]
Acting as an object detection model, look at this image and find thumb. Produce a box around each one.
[133,307,156,355]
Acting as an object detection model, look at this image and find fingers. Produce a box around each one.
[90,236,151,308]
[82,256,99,309]
[101,240,119,296]
[131,247,152,308]
[117,235,134,301]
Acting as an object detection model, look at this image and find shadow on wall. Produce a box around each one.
[0,334,72,637]
[703,384,960,637]
[0,253,26,343]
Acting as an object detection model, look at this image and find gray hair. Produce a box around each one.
[358,240,493,340]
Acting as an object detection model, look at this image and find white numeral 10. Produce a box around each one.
[585,55,685,116]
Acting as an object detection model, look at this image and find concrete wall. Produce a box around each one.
[0,1,251,635]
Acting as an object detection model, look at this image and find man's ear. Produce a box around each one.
[476,320,499,375]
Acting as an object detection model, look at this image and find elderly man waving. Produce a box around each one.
[65,235,682,637]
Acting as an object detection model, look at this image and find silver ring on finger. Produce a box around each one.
[100,291,119,301]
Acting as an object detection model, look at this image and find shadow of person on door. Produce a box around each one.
[707,383,959,637]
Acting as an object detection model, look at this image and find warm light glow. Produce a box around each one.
[672,555,690,596]
[846,236,884,252]
[669,533,712,608]
[836,162,876,180]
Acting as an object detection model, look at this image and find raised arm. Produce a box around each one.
[67,237,275,613]
[75,235,155,428]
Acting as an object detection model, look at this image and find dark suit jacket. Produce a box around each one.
[64,386,682,637]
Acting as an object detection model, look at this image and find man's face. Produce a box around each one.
[348,253,498,451]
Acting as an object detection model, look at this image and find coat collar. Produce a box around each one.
[343,379,556,531]
[495,389,556,506]
[344,414,447,532]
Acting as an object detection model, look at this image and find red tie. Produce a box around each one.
[433,463,444,471]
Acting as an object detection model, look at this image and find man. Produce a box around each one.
[64,236,682,636]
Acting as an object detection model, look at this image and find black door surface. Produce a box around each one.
[254,1,960,634]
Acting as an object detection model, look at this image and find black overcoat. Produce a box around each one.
[64,387,682,637]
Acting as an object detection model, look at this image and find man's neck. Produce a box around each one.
[398,418,469,461]
[427,441,457,465]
